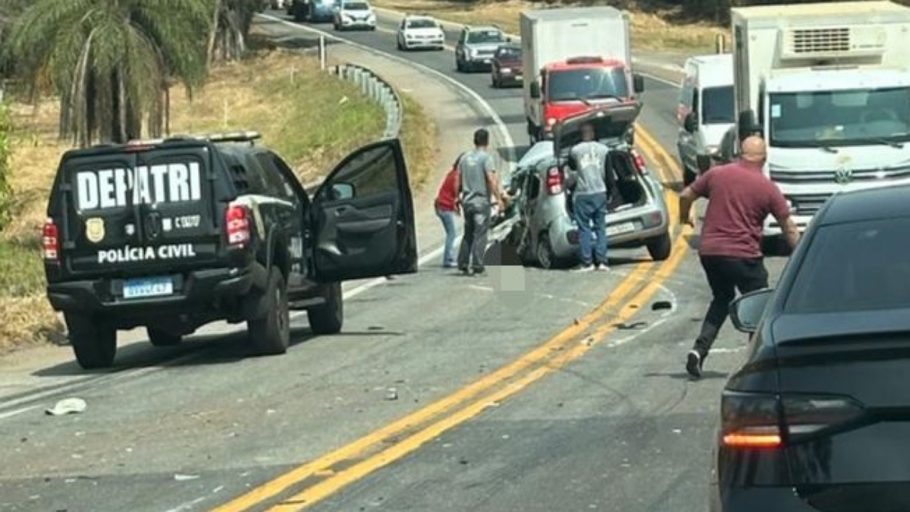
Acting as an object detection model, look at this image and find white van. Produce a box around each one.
[676,54,734,184]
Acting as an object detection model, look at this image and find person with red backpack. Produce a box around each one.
[435,154,462,268]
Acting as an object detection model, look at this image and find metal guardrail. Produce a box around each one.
[334,64,402,139]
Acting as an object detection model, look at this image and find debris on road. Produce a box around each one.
[174,474,200,481]
[672,428,682,434]
[385,388,399,401]
[46,398,87,416]
[652,300,673,311]
[615,321,647,330]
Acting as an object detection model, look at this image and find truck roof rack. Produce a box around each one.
[162,131,262,145]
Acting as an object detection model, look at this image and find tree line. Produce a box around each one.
[0,0,269,147]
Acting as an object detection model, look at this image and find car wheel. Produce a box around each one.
[307,282,344,335]
[66,314,116,369]
[248,268,290,355]
[146,327,182,347]
[647,232,672,261]
[536,232,557,270]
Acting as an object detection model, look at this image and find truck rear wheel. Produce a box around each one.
[66,314,116,369]
[146,327,182,347]
[249,268,290,355]
[647,232,672,261]
[308,282,344,335]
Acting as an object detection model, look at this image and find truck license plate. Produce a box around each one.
[123,277,173,299]
[606,222,636,236]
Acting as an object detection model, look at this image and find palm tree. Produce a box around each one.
[4,0,211,146]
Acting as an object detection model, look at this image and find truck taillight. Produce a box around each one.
[546,167,563,195]
[632,150,647,174]
[43,219,59,261]
[225,205,251,247]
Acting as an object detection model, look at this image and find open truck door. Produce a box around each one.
[311,139,417,282]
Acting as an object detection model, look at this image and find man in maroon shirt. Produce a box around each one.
[678,136,800,379]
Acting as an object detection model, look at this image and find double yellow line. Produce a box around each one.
[212,126,690,512]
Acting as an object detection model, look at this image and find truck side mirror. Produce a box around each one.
[633,74,645,94]
[530,81,541,99]
[684,111,698,134]
[738,109,762,140]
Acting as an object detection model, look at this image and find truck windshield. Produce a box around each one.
[701,86,734,124]
[769,87,910,147]
[548,68,629,102]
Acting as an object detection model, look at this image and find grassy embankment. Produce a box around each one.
[0,49,436,352]
[372,0,728,53]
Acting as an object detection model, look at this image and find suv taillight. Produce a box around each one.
[632,150,647,174]
[721,391,864,449]
[546,167,563,195]
[225,205,251,247]
[43,218,59,261]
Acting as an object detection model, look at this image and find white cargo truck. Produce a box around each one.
[521,7,644,143]
[731,1,910,236]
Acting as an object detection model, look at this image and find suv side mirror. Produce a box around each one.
[506,36,512,43]
[738,109,762,140]
[530,81,540,99]
[684,111,698,134]
[633,74,645,94]
[730,288,774,333]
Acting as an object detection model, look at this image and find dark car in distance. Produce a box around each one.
[491,43,523,88]
[713,184,910,511]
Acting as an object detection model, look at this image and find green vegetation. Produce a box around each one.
[0,103,10,232]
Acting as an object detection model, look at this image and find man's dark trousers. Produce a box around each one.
[693,255,769,360]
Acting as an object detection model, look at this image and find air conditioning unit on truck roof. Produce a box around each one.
[780,25,887,61]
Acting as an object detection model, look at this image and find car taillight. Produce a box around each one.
[721,391,783,449]
[721,391,865,449]
[546,167,563,195]
[632,150,647,174]
[43,219,60,261]
[225,205,251,247]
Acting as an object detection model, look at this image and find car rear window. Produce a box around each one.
[785,217,910,313]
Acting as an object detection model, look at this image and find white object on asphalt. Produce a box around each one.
[174,474,200,481]
[45,397,87,416]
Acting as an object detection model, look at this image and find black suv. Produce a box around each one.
[43,132,417,369]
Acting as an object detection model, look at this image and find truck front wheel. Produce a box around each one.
[249,268,290,355]
[308,282,344,335]
[66,314,117,369]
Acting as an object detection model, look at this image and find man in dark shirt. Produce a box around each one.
[678,136,800,378]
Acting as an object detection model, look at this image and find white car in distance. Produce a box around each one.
[333,0,376,31]
[397,15,446,51]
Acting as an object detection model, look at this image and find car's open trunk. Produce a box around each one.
[564,150,647,215]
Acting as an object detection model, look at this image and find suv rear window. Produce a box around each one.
[785,217,910,313]
[467,30,504,44]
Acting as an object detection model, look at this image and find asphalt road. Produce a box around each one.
[0,9,792,512]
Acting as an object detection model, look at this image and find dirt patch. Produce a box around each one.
[373,0,727,52]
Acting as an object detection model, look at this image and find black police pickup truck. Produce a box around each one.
[43,132,417,369]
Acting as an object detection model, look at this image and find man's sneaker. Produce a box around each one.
[571,264,595,273]
[595,264,610,272]
[472,267,486,276]
[686,350,703,379]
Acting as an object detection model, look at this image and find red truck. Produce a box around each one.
[521,7,644,142]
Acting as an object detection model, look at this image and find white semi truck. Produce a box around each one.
[520,7,643,143]
[730,1,910,235]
